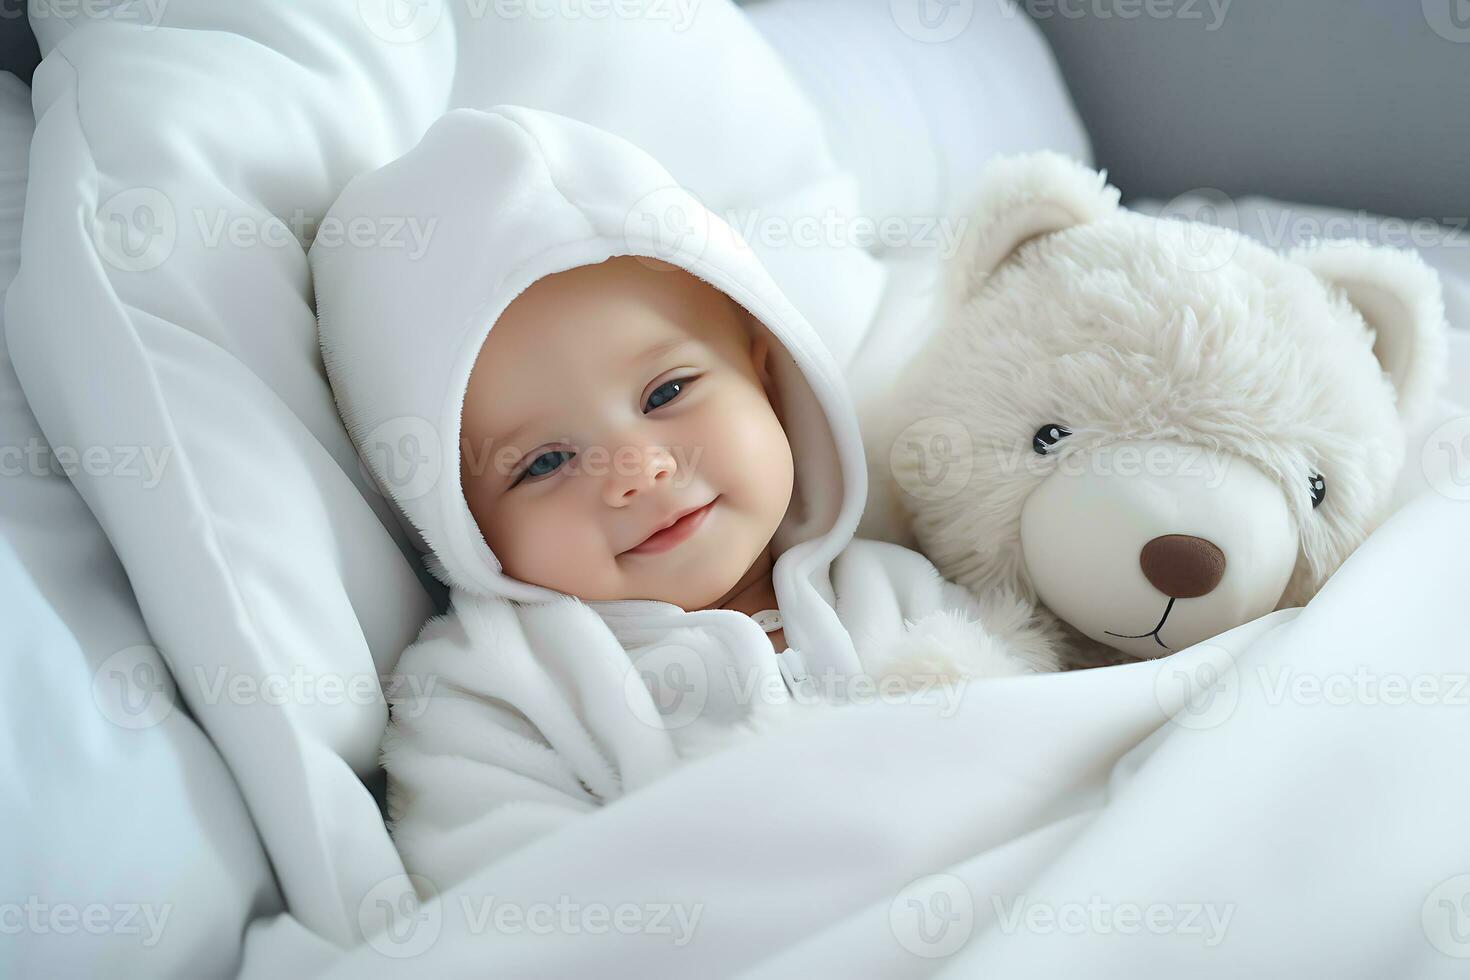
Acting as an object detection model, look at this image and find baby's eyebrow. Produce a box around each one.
[494,418,534,456]
[627,336,698,367]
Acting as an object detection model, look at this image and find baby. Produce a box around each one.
[310,106,1055,891]
[458,253,795,653]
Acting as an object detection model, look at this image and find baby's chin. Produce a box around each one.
[609,550,752,609]
[609,534,771,609]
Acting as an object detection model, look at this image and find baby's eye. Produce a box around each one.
[512,450,574,488]
[645,376,697,413]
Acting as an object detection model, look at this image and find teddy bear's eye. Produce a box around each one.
[1308,473,1327,509]
[1032,424,1072,455]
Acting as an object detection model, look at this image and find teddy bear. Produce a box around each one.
[865,151,1448,669]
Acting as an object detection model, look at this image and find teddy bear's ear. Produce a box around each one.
[1290,240,1448,429]
[949,151,1121,301]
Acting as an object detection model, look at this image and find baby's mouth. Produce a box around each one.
[621,496,719,557]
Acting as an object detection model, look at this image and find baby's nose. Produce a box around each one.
[606,445,677,503]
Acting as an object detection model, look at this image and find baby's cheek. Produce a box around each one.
[503,498,606,585]
[700,392,788,485]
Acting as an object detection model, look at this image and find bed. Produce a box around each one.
[2,1,1468,976]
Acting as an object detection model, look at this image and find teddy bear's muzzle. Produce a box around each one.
[1019,439,1301,659]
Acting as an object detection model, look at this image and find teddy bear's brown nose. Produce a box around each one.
[1139,534,1227,598]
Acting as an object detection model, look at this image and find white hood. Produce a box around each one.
[309,105,869,672]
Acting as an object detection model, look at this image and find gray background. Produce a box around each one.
[1019,0,1470,219]
[0,0,37,86]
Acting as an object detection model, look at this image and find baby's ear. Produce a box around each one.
[949,151,1121,302]
[1291,240,1449,429]
[746,314,784,417]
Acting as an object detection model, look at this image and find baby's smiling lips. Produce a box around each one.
[621,496,720,556]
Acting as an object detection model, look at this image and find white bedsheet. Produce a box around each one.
[239,472,1470,978]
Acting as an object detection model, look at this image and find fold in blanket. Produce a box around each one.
[309,106,1056,891]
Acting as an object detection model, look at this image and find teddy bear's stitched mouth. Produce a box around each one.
[1104,598,1176,652]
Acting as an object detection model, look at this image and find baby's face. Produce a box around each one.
[460,256,795,609]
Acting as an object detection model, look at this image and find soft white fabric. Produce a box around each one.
[266,482,1470,979]
[0,70,277,977]
[5,0,886,947]
[308,105,1053,889]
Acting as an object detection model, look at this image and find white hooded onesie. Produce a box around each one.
[308,106,1056,891]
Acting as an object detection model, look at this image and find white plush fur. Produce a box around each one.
[1290,239,1449,431]
[675,595,1060,761]
[947,151,1122,306]
[876,151,1448,667]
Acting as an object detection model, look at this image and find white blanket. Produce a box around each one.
[237,468,1470,977]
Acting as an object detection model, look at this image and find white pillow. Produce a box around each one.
[6,0,884,946]
[0,70,276,976]
[746,0,1093,252]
